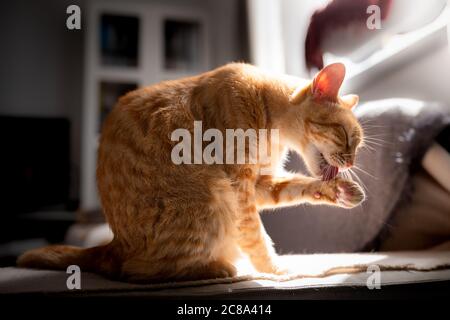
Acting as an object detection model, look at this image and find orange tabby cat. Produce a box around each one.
[18,62,364,282]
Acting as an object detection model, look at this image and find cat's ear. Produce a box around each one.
[340,94,359,109]
[311,63,346,102]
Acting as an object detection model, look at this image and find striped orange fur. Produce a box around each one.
[18,63,364,282]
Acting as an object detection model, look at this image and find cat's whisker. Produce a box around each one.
[359,143,376,152]
[348,169,370,195]
[363,137,393,146]
[359,118,377,125]
[351,165,377,180]
[360,121,387,127]
[361,140,384,148]
[363,143,385,150]
[343,171,353,182]
[363,135,390,141]
[363,132,389,136]
[361,124,387,129]
[351,171,368,193]
[363,136,387,141]
[360,120,388,130]
[345,172,353,181]
[361,147,376,154]
[364,137,389,143]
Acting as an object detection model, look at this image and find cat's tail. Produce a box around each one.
[17,244,119,276]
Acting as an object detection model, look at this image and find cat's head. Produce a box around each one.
[285,63,363,180]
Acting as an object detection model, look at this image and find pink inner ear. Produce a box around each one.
[312,63,346,102]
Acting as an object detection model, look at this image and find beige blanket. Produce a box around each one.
[1,251,450,295]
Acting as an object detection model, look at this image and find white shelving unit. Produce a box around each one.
[81,0,211,212]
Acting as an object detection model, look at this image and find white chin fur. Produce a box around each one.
[298,144,323,178]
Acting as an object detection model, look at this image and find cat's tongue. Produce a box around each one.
[321,165,339,181]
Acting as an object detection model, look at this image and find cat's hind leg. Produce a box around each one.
[119,177,240,283]
[120,255,237,283]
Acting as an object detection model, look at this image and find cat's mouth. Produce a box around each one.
[318,152,339,181]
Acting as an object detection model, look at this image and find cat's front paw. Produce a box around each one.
[334,178,365,208]
[263,263,289,276]
[252,257,289,275]
[310,178,365,208]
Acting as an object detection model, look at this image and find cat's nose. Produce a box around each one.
[345,160,353,168]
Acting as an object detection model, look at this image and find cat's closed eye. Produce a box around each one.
[338,126,349,147]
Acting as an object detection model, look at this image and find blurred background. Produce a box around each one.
[0,0,449,266]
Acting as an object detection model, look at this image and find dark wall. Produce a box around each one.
[0,0,85,200]
[0,0,248,206]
